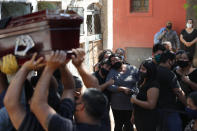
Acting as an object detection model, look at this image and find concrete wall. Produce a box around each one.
[126,47,152,67]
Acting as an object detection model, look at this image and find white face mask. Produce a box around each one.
[186,23,192,28]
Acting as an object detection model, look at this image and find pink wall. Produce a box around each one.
[113,0,186,50]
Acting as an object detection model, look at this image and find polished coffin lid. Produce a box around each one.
[0,10,83,59]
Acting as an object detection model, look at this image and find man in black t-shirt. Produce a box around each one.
[3,53,47,131]
[92,59,113,99]
[92,59,113,131]
[156,51,186,131]
[4,53,64,131]
[30,49,108,131]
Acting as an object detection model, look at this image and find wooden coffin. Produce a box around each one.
[0,10,83,63]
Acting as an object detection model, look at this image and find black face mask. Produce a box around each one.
[166,25,172,30]
[177,60,189,68]
[101,68,109,76]
[112,62,122,69]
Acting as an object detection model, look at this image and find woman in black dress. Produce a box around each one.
[174,51,197,130]
[175,51,197,95]
[130,60,159,131]
[180,19,197,57]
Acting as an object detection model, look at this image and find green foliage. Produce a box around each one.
[1,2,31,18]
[184,3,189,9]
[193,5,197,17]
[193,5,197,10]
[184,2,197,18]
[38,2,57,11]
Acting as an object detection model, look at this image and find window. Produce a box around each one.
[87,3,101,36]
[87,14,101,35]
[38,1,61,11]
[1,2,32,19]
[130,0,149,12]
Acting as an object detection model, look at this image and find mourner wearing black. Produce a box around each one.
[130,60,159,131]
[175,51,197,95]
[152,43,166,65]
[174,51,197,129]
[156,51,186,131]
[4,53,74,131]
[4,53,46,131]
[30,49,108,131]
[93,58,114,131]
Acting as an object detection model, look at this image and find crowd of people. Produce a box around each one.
[0,19,197,131]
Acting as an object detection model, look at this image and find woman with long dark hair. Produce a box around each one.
[175,51,197,95]
[130,60,159,131]
[174,51,197,129]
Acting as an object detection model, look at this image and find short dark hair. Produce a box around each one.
[160,51,175,63]
[98,49,113,62]
[82,88,108,121]
[152,44,166,53]
[188,91,197,107]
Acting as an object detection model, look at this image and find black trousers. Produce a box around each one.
[112,109,133,131]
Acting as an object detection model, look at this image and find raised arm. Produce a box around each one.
[60,62,75,100]
[4,53,44,129]
[72,48,99,88]
[30,51,67,131]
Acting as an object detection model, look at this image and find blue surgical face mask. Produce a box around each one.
[185,107,197,119]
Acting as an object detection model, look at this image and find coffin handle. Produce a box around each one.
[14,35,35,56]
